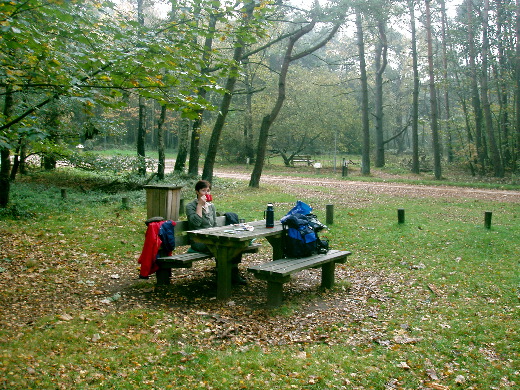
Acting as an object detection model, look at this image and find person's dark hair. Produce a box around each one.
[195,180,211,192]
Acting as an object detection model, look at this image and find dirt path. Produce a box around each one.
[213,170,520,203]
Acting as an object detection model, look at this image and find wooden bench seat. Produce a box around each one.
[247,250,351,307]
[292,155,314,166]
[155,216,260,285]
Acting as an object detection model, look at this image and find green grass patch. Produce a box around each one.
[1,169,519,389]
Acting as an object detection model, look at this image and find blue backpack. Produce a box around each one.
[282,213,328,258]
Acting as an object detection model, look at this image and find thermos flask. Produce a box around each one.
[265,203,274,228]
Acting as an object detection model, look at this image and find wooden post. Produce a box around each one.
[61,189,67,199]
[484,211,492,229]
[326,204,334,225]
[398,208,405,224]
[342,159,348,177]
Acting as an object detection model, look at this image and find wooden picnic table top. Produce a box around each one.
[187,220,283,244]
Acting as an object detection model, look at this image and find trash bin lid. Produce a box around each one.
[144,185,183,190]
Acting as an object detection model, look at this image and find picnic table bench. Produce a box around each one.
[155,216,260,285]
[247,249,352,307]
[292,155,314,166]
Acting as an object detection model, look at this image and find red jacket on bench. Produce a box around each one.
[138,220,176,278]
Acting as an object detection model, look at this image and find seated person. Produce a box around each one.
[186,180,246,285]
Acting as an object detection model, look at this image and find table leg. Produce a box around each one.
[265,235,283,260]
[207,245,245,300]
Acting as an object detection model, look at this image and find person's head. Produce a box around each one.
[195,180,211,198]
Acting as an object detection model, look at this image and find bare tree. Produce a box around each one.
[424,0,442,179]
[440,0,453,163]
[495,0,512,168]
[409,0,420,174]
[481,0,504,177]
[374,18,388,168]
[516,0,520,170]
[249,16,342,187]
[466,0,486,172]
[355,9,371,176]
[137,0,147,176]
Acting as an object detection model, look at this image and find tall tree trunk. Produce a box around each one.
[174,118,190,172]
[516,0,520,171]
[188,112,203,176]
[374,19,388,168]
[454,70,476,175]
[249,114,271,188]
[425,0,442,179]
[10,138,22,180]
[356,10,371,176]
[157,104,167,180]
[137,96,147,175]
[481,0,504,177]
[409,0,420,174]
[136,0,146,176]
[440,0,453,163]
[10,139,27,180]
[467,0,486,173]
[243,62,255,164]
[0,86,14,207]
[188,7,218,177]
[495,0,511,169]
[202,46,244,182]
[0,148,9,208]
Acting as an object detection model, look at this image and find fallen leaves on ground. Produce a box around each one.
[1,229,410,351]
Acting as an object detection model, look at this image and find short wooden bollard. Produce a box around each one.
[398,208,405,224]
[326,204,334,225]
[484,211,492,229]
[61,189,67,199]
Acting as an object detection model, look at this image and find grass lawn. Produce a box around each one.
[0,168,519,389]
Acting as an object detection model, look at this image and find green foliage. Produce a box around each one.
[261,65,362,156]
[1,0,271,136]
[0,203,36,219]
[66,151,157,174]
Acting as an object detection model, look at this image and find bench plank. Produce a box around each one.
[248,250,351,307]
[157,252,212,268]
[292,155,314,166]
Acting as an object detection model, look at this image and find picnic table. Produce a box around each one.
[187,219,351,307]
[187,220,284,300]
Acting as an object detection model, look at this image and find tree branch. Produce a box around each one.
[291,20,343,61]
[383,117,412,145]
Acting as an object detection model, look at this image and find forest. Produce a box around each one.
[1,0,519,206]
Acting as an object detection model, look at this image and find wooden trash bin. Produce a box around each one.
[144,185,183,221]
